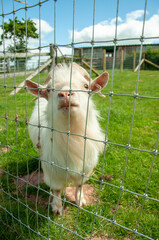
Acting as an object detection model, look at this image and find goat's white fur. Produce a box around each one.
[27,64,108,214]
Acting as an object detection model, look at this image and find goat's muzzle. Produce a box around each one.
[58,91,79,110]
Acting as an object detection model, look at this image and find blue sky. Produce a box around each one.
[0,0,159,55]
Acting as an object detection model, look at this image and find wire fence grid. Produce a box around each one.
[0,0,159,239]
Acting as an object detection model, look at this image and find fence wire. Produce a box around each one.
[0,0,159,240]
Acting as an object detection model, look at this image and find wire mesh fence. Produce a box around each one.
[0,0,159,239]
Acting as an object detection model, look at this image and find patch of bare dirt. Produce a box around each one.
[0,147,8,153]
[13,171,97,207]
[90,237,109,240]
[26,193,48,209]
[153,120,159,123]
[87,232,114,240]
[0,170,3,178]
[14,170,44,191]
[111,204,123,214]
[88,234,131,240]
[99,174,113,181]
[66,184,96,205]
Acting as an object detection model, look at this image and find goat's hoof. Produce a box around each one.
[52,209,62,216]
[52,205,62,216]
[76,197,87,207]
[81,197,87,206]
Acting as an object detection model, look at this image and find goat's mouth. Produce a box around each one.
[58,103,79,110]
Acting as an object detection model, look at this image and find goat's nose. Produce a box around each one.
[58,91,74,98]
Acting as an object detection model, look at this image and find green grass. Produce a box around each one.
[0,70,159,240]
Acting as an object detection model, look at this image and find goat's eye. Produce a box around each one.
[84,83,89,89]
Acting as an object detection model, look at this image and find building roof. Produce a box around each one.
[74,43,159,50]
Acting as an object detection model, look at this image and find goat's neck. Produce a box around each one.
[47,111,90,136]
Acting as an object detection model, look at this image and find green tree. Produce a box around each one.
[0,17,39,71]
[0,17,39,52]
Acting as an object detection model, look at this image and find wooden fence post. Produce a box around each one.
[133,51,136,72]
[120,48,124,72]
[55,47,58,65]
[7,58,9,73]
[103,49,106,71]
[79,48,83,65]
[50,43,58,64]
[50,44,54,59]
[143,53,146,70]
[50,43,58,69]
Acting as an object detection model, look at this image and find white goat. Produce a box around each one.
[26,63,109,215]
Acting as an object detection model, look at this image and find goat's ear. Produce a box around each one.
[26,80,49,100]
[91,72,109,92]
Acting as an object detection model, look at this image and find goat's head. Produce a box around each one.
[26,63,109,118]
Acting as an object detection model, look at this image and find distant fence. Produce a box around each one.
[74,45,159,72]
[0,60,10,73]
[0,51,50,73]
[1,44,159,75]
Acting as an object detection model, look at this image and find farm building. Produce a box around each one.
[74,43,159,70]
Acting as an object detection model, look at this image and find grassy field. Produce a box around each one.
[0,70,159,240]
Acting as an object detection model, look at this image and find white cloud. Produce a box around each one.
[33,19,54,35]
[27,19,54,49]
[126,10,146,21]
[27,38,49,49]
[71,10,159,45]
[110,17,123,25]
[58,47,72,56]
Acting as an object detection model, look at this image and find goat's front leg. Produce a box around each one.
[51,190,62,215]
[75,185,86,206]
